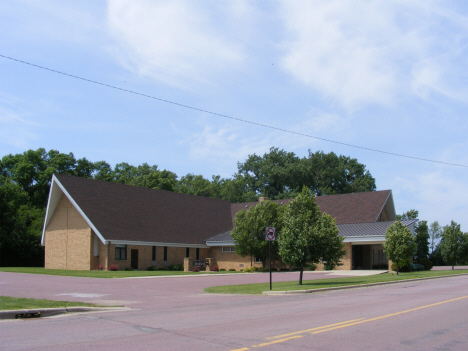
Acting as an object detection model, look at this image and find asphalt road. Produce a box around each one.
[1,270,467,350]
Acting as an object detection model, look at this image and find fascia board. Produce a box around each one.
[343,236,386,243]
[375,190,395,222]
[109,240,210,249]
[206,241,235,247]
[42,175,107,245]
[41,176,62,245]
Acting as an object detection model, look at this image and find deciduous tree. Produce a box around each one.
[439,221,467,270]
[383,221,416,275]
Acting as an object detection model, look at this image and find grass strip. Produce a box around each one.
[0,296,103,311]
[204,270,468,295]
[0,267,241,278]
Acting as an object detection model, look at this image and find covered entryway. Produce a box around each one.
[131,249,139,270]
[352,245,373,269]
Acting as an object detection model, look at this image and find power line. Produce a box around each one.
[1,53,467,168]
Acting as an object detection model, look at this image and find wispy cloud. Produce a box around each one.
[106,1,248,89]
[278,1,468,109]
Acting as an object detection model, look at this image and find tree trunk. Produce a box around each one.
[396,262,399,276]
[452,264,454,270]
[299,267,303,285]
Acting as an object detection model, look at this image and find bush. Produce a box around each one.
[95,265,104,270]
[323,261,336,271]
[257,267,269,272]
[280,268,290,272]
[147,266,158,271]
[243,267,257,272]
[419,258,433,271]
[307,263,317,271]
[211,265,219,272]
[410,263,425,272]
[108,265,119,271]
[391,259,411,272]
[220,268,226,271]
[167,264,183,271]
[229,269,236,271]
[124,267,133,271]
[192,267,200,272]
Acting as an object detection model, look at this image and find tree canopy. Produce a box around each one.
[383,221,416,275]
[414,221,429,262]
[439,221,468,270]
[396,209,419,221]
[278,187,345,284]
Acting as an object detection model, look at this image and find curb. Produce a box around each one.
[262,272,468,295]
[0,306,129,320]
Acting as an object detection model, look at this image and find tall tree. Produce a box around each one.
[396,209,419,221]
[439,221,467,270]
[231,201,282,267]
[414,221,429,262]
[429,221,442,254]
[278,187,345,284]
[383,221,416,275]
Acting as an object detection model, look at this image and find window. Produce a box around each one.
[196,248,200,260]
[94,236,99,257]
[186,247,190,258]
[152,246,156,261]
[115,245,127,260]
[164,246,168,262]
[222,247,236,252]
[254,257,262,263]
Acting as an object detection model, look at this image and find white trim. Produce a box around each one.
[41,175,107,246]
[206,241,235,247]
[344,236,385,244]
[375,190,395,222]
[109,240,210,248]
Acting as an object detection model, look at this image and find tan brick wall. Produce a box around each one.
[44,195,93,270]
[209,247,255,271]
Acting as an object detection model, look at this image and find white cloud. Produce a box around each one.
[106,0,247,88]
[278,1,468,109]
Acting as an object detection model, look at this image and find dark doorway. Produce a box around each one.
[131,249,138,270]
[352,245,363,270]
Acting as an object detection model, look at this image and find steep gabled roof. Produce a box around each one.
[231,190,393,225]
[42,174,233,246]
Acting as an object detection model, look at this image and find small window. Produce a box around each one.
[186,247,190,258]
[152,246,156,261]
[254,257,262,263]
[94,236,99,257]
[222,247,236,252]
[164,246,168,262]
[115,245,127,260]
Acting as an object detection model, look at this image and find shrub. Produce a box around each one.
[124,267,133,271]
[291,267,301,271]
[147,266,158,271]
[192,267,200,272]
[229,269,236,271]
[95,265,104,270]
[257,267,269,272]
[211,265,219,272]
[391,259,410,272]
[307,263,317,271]
[419,258,433,271]
[220,268,226,271]
[323,261,336,271]
[280,268,290,272]
[108,265,119,271]
[410,263,425,272]
[243,267,257,272]
[166,264,183,271]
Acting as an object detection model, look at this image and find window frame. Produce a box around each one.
[115,245,127,261]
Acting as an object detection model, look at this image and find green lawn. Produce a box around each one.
[204,270,468,295]
[0,296,102,311]
[0,267,241,278]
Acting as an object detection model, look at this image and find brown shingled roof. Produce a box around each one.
[54,174,233,245]
[231,190,391,225]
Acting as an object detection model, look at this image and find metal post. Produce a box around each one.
[269,240,272,290]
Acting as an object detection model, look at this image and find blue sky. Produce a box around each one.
[1,1,467,230]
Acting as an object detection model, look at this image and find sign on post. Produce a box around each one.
[265,227,276,290]
[265,227,276,241]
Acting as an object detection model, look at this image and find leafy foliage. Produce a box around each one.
[414,221,429,262]
[396,209,419,221]
[429,221,442,255]
[231,200,282,266]
[439,221,468,269]
[278,187,345,284]
[383,221,416,275]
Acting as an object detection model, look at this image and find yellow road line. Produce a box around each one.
[311,295,468,335]
[230,295,468,351]
[266,319,364,339]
